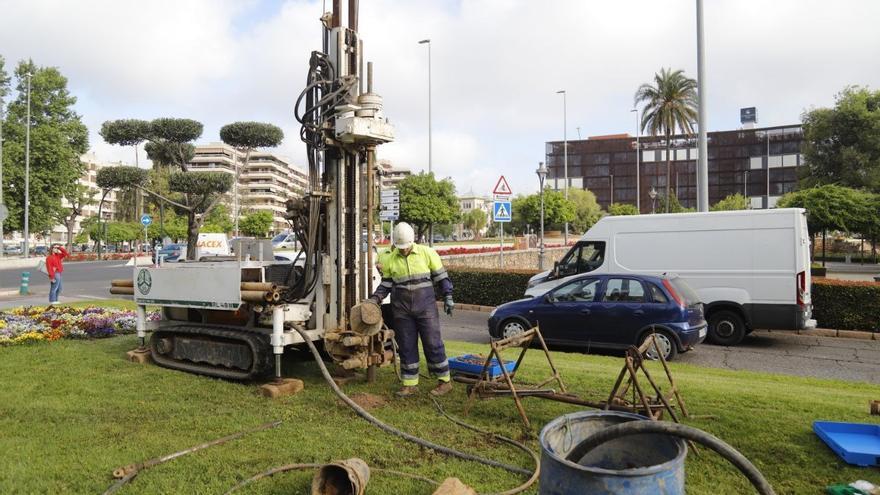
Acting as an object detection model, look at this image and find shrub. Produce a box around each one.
[812,278,880,331]
[448,268,539,307]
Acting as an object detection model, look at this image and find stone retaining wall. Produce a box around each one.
[442,247,568,271]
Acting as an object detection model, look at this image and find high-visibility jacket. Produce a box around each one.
[370,244,452,310]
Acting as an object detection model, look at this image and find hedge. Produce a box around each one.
[812,278,880,332]
[447,267,539,307]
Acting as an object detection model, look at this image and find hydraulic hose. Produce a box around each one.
[223,463,439,495]
[291,324,534,479]
[564,421,776,495]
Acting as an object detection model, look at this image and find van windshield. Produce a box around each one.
[556,241,605,278]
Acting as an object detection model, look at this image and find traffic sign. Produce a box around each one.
[140,214,152,227]
[493,201,512,222]
[379,211,399,221]
[380,196,400,205]
[380,189,399,198]
[493,176,512,196]
[380,204,399,212]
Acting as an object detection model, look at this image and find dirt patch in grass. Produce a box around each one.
[348,392,387,411]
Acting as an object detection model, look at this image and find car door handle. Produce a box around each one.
[633,310,645,316]
[580,309,591,315]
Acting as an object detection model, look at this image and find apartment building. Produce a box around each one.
[189,143,308,234]
[49,153,120,243]
[378,159,411,189]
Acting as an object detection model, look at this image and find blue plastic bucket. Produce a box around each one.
[539,410,686,495]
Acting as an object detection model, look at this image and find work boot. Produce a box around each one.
[395,385,418,397]
[430,381,453,396]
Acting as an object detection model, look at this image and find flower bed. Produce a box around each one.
[0,306,159,346]
[436,243,569,256]
[65,253,140,262]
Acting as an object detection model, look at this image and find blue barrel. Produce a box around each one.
[539,411,686,495]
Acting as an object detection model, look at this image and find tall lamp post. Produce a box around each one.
[536,162,548,270]
[631,107,641,212]
[0,98,5,258]
[556,90,568,244]
[649,186,658,214]
[24,72,32,258]
[418,38,433,245]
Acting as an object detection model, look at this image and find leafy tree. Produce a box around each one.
[567,188,604,231]
[607,203,640,216]
[398,172,459,240]
[512,189,576,231]
[59,183,96,251]
[656,191,694,214]
[200,203,233,234]
[801,86,880,192]
[0,56,9,246]
[220,121,284,234]
[710,193,749,211]
[1,60,88,235]
[634,68,698,212]
[239,210,275,237]
[461,208,488,240]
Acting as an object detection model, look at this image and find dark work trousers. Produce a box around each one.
[391,287,450,385]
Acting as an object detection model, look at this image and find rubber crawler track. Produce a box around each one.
[150,325,273,380]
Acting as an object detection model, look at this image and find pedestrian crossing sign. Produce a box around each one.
[493,201,512,222]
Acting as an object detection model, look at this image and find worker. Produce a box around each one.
[369,222,454,397]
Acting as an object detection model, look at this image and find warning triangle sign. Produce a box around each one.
[493,175,512,195]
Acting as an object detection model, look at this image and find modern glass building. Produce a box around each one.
[545,125,805,212]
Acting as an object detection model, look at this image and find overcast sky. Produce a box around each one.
[1,0,878,197]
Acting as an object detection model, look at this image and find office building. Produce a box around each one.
[545,125,805,212]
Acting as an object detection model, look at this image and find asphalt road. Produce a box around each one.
[0,259,134,309]
[2,261,878,384]
[439,310,880,384]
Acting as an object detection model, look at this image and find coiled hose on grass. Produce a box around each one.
[291,323,539,494]
[564,421,776,495]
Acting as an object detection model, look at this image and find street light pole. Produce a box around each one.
[631,108,641,212]
[419,38,433,246]
[696,0,710,212]
[0,100,5,258]
[536,162,547,271]
[557,90,568,244]
[24,72,32,258]
[649,186,658,214]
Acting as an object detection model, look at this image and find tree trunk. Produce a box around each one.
[665,129,671,213]
[186,211,199,261]
[822,229,827,267]
[66,219,75,252]
[97,190,109,260]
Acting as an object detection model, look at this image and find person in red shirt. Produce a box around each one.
[46,244,68,304]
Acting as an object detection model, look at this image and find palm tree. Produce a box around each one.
[634,68,698,212]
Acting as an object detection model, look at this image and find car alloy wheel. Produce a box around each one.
[643,332,676,361]
[501,319,527,339]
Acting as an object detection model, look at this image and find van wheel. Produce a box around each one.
[642,331,678,361]
[708,310,746,346]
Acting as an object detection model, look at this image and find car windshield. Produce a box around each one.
[669,277,701,305]
[272,234,289,243]
[160,245,181,252]
[557,241,605,277]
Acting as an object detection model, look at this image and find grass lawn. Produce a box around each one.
[1,333,879,494]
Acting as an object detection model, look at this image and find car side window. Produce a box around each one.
[551,279,600,303]
[602,278,646,303]
[648,283,668,303]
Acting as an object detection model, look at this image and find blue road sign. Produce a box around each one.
[141,214,153,227]
[493,201,512,222]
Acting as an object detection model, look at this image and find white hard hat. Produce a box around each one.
[393,222,415,250]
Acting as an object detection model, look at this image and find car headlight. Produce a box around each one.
[489,307,497,318]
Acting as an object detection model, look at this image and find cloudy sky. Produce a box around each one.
[1,0,878,197]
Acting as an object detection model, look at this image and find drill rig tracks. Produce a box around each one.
[150,325,273,380]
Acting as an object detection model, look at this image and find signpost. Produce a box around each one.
[140,214,152,267]
[380,188,399,243]
[492,176,512,268]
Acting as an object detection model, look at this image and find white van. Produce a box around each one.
[526,208,815,346]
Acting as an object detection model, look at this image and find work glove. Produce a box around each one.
[444,295,454,316]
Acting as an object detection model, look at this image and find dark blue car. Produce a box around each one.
[488,273,707,360]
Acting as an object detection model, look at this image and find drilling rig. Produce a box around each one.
[129,0,395,384]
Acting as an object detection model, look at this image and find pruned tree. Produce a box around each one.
[167,172,234,258]
[95,167,149,258]
[59,183,96,251]
[220,122,284,235]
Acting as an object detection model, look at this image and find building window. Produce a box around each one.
[749,157,763,170]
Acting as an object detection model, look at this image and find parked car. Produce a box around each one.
[155,243,186,263]
[4,245,22,255]
[489,273,706,361]
[526,208,815,346]
[33,245,48,256]
[432,234,446,243]
[271,232,298,250]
